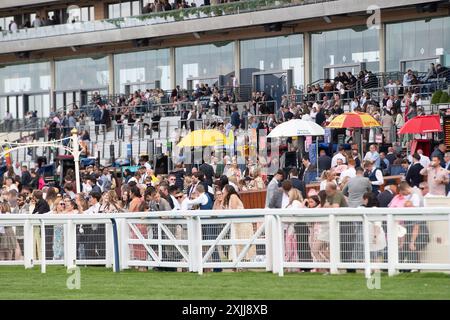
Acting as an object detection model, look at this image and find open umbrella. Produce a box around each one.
[327,112,381,128]
[327,112,381,158]
[177,129,229,147]
[398,115,442,134]
[267,119,324,177]
[267,119,325,138]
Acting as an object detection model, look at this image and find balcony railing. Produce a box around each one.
[0,0,336,42]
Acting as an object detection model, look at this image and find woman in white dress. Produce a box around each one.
[222,185,256,263]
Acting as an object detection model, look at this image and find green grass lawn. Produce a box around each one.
[0,266,449,299]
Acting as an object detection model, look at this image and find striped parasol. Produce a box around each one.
[327,112,381,128]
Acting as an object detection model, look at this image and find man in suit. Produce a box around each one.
[385,146,396,165]
[377,184,396,207]
[318,149,332,172]
[288,168,306,199]
[265,169,284,208]
[268,180,292,209]
[342,167,372,208]
[300,155,317,184]
[20,165,32,187]
[405,153,423,188]
[199,160,215,187]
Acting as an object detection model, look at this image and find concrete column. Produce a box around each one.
[378,23,386,73]
[303,31,311,86]
[108,53,115,94]
[50,59,56,111]
[170,47,176,89]
[234,40,241,84]
[94,1,107,20]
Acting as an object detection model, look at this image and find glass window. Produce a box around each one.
[386,16,450,72]
[0,62,51,94]
[114,48,171,93]
[55,56,109,91]
[175,42,234,89]
[240,34,304,89]
[311,27,379,81]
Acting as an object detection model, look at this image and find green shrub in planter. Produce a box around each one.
[431,90,443,104]
[439,91,449,104]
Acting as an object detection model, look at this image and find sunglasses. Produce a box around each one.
[175,194,184,199]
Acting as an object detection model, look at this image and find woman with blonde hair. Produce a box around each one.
[251,168,265,190]
[319,170,337,191]
[52,199,66,260]
[100,190,122,213]
[222,185,256,264]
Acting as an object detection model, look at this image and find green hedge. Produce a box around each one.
[439,91,449,104]
[431,90,443,104]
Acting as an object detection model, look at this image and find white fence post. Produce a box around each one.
[187,217,196,272]
[264,214,274,272]
[40,220,46,274]
[23,219,33,269]
[118,218,129,270]
[387,214,398,276]
[276,216,284,277]
[363,214,371,279]
[195,217,203,275]
[105,222,113,268]
[328,214,339,274]
[66,219,77,270]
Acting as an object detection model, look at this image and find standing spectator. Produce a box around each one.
[20,166,32,187]
[405,153,423,188]
[430,143,446,168]
[342,167,372,208]
[318,149,332,173]
[364,144,380,168]
[420,156,449,196]
[265,169,283,208]
[363,160,384,194]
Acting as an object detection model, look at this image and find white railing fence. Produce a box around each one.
[0,207,449,278]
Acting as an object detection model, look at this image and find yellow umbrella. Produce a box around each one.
[327,112,380,128]
[177,129,229,147]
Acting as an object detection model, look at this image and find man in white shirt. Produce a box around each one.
[363,161,384,194]
[331,146,347,168]
[417,149,430,168]
[339,159,357,182]
[385,80,398,97]
[402,69,413,87]
[84,192,101,214]
[184,185,211,210]
[364,144,381,168]
[9,20,18,32]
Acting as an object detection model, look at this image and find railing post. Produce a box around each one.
[276,215,284,277]
[23,219,33,269]
[118,218,130,270]
[105,222,114,268]
[40,220,46,274]
[387,214,398,276]
[66,219,77,270]
[363,214,371,279]
[264,214,274,272]
[186,217,194,272]
[271,215,281,275]
[328,214,339,275]
[194,216,203,275]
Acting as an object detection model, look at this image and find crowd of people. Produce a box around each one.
[1,64,449,272]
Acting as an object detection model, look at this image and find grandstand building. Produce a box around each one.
[0,0,449,120]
